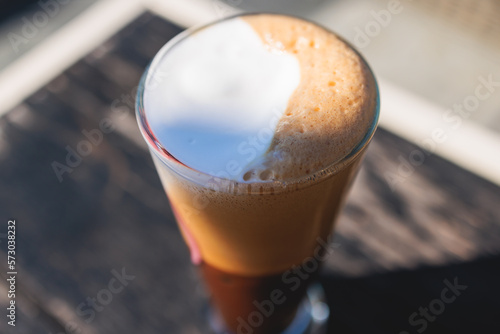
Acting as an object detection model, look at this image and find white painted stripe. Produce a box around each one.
[143,0,230,28]
[379,78,500,187]
[0,0,145,116]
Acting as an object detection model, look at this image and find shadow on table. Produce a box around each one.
[320,254,500,334]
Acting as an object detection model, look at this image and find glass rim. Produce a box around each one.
[135,12,380,193]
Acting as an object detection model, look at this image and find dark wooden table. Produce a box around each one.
[1,13,499,334]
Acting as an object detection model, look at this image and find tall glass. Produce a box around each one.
[136,14,379,334]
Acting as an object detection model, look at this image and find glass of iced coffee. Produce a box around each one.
[136,13,379,334]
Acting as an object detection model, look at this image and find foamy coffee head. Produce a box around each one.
[143,14,378,182]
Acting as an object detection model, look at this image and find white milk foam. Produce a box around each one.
[144,18,300,181]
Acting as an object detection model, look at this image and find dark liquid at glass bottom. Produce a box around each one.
[200,262,319,334]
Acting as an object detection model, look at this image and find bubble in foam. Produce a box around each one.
[259,169,273,181]
[242,170,255,182]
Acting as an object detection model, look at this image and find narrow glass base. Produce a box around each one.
[208,284,329,334]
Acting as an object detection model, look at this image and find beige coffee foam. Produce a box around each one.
[242,14,377,180]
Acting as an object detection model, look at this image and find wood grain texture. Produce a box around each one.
[0,12,499,334]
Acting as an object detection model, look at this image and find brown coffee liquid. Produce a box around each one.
[200,262,318,334]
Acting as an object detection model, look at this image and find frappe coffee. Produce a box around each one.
[137,13,378,333]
